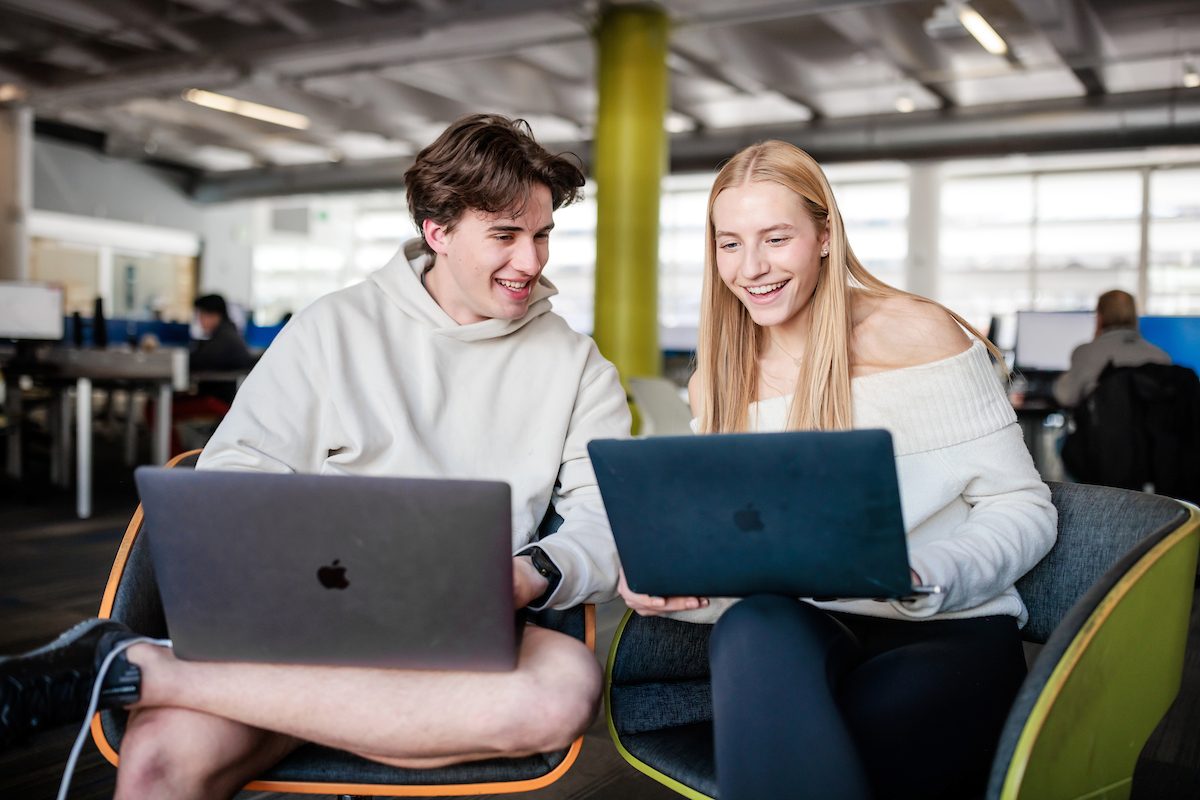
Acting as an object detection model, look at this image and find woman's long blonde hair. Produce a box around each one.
[695,141,999,434]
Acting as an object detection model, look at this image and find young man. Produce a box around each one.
[1053,289,1171,408]
[0,114,631,798]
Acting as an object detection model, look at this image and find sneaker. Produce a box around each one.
[0,618,143,748]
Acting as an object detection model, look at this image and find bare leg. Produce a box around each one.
[124,624,599,767]
[114,707,300,800]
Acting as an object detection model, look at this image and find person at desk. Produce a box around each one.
[189,294,255,405]
[618,140,1057,800]
[151,294,256,453]
[1052,289,1170,408]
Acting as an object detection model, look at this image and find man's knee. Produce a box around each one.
[115,709,258,800]
[502,631,600,754]
[117,712,210,798]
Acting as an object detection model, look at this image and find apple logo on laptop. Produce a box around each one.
[734,503,764,532]
[317,559,350,590]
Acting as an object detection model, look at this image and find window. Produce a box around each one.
[250,193,415,325]
[833,179,908,290]
[940,169,1148,329]
[659,174,711,348]
[940,175,1035,327]
[545,191,598,336]
[1034,171,1140,310]
[1148,167,1200,314]
[241,152,1200,348]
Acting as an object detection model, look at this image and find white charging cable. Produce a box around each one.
[57,636,172,800]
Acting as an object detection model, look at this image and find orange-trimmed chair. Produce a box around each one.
[92,449,596,797]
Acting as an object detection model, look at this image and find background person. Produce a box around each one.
[619,140,1056,800]
[188,293,255,405]
[190,295,254,371]
[0,114,630,800]
[149,293,257,453]
[1053,289,1170,409]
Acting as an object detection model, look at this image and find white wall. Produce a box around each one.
[32,136,255,307]
[33,138,203,231]
[198,201,255,307]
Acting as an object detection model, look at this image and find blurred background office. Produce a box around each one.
[2,0,1198,479]
[0,1,1199,797]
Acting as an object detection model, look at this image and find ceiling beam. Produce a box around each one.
[668,87,1200,171]
[821,5,958,108]
[190,87,1200,202]
[257,1,317,37]
[1010,0,1111,96]
[668,43,823,121]
[25,0,590,108]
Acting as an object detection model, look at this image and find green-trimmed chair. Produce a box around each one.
[93,450,596,797]
[605,482,1200,800]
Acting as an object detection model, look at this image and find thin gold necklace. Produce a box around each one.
[770,335,804,367]
[759,369,792,399]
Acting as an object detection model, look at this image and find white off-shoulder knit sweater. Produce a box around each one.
[674,341,1057,628]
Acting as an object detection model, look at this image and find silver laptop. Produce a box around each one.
[133,467,516,671]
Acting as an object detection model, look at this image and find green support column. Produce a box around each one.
[592,4,669,383]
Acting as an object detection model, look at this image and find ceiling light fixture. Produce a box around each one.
[0,83,27,103]
[664,112,697,134]
[955,3,1008,56]
[1185,62,1200,89]
[182,88,310,130]
[895,95,916,113]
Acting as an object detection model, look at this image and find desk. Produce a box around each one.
[189,368,251,393]
[1011,396,1068,481]
[2,347,188,518]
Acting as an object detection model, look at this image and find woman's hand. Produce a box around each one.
[618,568,709,616]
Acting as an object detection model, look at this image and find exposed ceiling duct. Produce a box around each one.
[1,0,1197,198]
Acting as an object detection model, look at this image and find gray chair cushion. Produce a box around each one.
[609,616,715,791]
[622,724,717,798]
[261,741,568,785]
[1016,482,1187,643]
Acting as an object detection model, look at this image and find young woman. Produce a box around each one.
[618,141,1057,800]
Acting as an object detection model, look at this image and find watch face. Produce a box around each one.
[530,547,561,583]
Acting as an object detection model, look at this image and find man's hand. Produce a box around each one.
[513,556,549,609]
[618,568,708,617]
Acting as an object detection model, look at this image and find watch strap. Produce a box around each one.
[524,545,562,608]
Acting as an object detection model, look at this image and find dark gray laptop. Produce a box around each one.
[588,430,937,600]
[134,467,516,671]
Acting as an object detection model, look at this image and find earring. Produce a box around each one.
[821,247,829,257]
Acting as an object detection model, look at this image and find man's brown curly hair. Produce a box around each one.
[404,114,585,257]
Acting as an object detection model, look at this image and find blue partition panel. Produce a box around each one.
[1140,316,1200,374]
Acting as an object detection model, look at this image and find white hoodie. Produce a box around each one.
[198,247,632,609]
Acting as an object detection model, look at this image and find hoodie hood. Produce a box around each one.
[368,245,558,342]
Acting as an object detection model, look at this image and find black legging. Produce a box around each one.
[710,595,1027,800]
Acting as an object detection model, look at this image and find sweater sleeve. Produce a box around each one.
[890,423,1057,618]
[197,314,339,474]
[521,350,632,609]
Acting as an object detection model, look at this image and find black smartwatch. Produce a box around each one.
[524,546,562,608]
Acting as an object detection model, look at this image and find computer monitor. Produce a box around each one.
[1140,316,1200,374]
[0,282,65,341]
[1014,310,1095,372]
